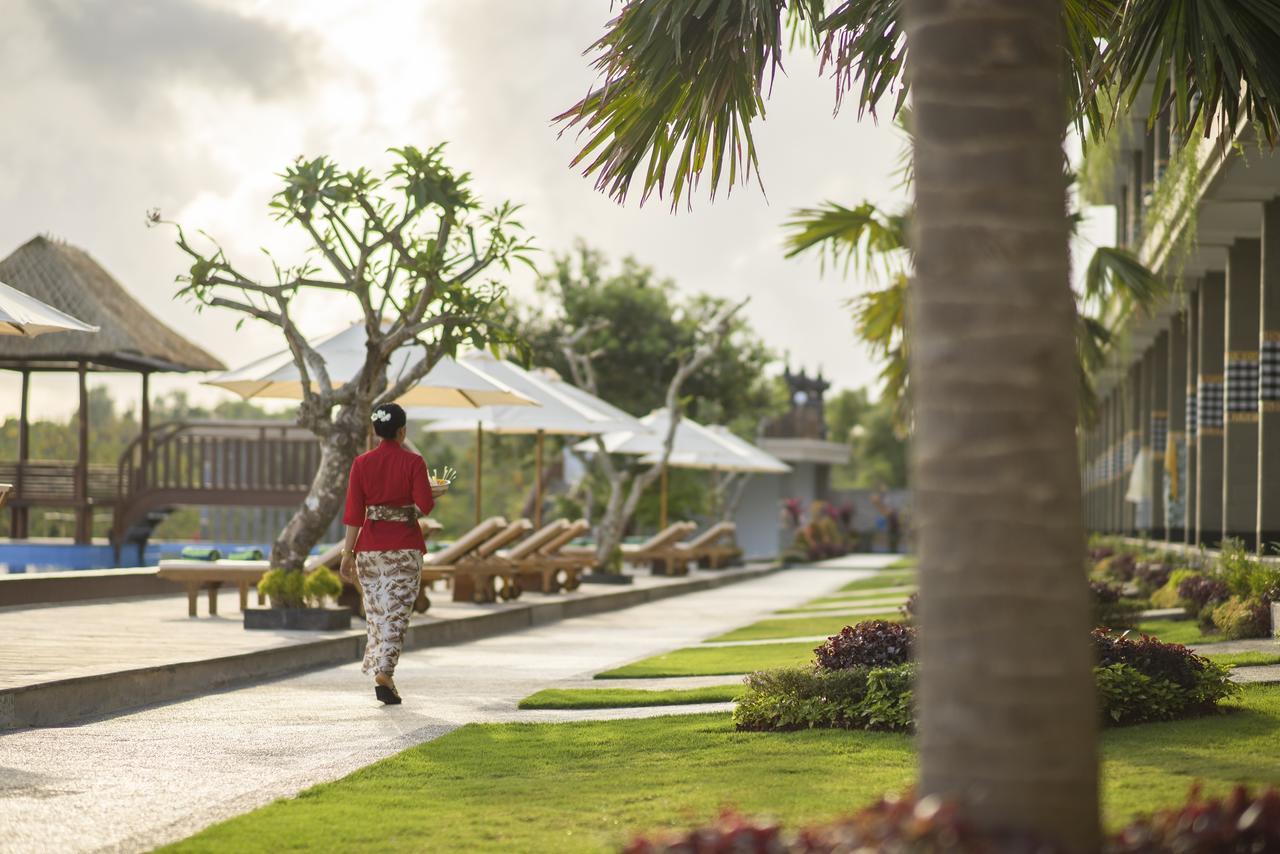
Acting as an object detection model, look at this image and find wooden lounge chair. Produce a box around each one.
[413,516,508,609]
[622,522,698,576]
[447,518,535,603]
[492,519,568,593]
[674,521,743,569]
[512,519,595,593]
[0,483,12,512]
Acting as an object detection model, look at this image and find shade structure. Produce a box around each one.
[577,408,790,527]
[410,352,648,524]
[0,278,99,337]
[207,322,536,407]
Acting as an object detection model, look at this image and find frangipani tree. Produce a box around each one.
[555,1,1280,848]
[153,145,533,570]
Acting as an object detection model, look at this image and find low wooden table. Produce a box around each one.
[156,562,269,617]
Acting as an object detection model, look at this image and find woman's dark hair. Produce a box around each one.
[370,403,407,439]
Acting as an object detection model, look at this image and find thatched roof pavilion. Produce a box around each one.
[0,236,222,372]
[0,236,226,542]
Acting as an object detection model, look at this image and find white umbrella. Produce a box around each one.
[207,322,535,407]
[410,352,647,525]
[0,279,99,337]
[578,408,790,527]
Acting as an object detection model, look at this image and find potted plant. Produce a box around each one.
[245,565,352,630]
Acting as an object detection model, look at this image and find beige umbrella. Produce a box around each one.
[0,279,99,336]
[207,322,535,407]
[579,408,790,528]
[410,352,646,525]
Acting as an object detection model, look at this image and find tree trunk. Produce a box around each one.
[594,474,629,571]
[270,415,364,571]
[903,1,1098,849]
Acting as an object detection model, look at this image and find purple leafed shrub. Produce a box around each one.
[1133,560,1172,591]
[814,620,914,670]
[625,787,1280,854]
[1177,574,1230,611]
[1090,580,1122,605]
[1090,629,1207,690]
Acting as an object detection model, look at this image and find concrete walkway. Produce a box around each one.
[0,558,891,854]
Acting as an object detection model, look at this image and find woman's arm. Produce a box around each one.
[339,524,360,582]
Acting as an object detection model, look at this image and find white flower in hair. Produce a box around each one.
[371,409,392,423]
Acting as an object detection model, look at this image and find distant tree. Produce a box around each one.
[515,244,777,427]
[825,388,907,490]
[154,145,532,570]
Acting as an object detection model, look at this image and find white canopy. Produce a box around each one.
[410,352,645,436]
[0,278,99,337]
[206,322,535,407]
[578,408,791,474]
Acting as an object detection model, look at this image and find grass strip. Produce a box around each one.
[837,572,915,593]
[518,685,744,710]
[1201,651,1280,668]
[779,592,912,614]
[1135,619,1230,646]
[705,612,901,644]
[168,686,1280,853]
[597,641,817,678]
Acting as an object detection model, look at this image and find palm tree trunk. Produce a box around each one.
[903,0,1098,849]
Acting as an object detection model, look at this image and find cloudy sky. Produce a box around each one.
[0,0,918,420]
[1,1,1108,422]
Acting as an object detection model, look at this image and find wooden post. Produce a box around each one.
[14,368,30,538]
[659,465,669,530]
[474,422,483,526]
[75,361,91,544]
[139,371,151,490]
[534,430,544,528]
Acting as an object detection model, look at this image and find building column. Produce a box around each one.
[1166,311,1188,542]
[13,368,31,538]
[1185,290,1200,545]
[1224,238,1262,549]
[1258,198,1280,551]
[1196,272,1226,547]
[1111,387,1124,532]
[1137,346,1154,533]
[1150,332,1168,536]
[1125,363,1142,534]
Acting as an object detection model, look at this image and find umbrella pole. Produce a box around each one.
[535,430,544,528]
[474,423,483,526]
[660,465,669,530]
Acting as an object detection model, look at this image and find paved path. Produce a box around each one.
[0,557,892,854]
[0,567,747,691]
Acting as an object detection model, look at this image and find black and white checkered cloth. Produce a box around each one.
[1151,415,1168,453]
[1186,391,1198,439]
[1262,340,1280,403]
[1198,380,1224,430]
[1226,359,1259,413]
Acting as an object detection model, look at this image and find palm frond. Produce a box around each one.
[1094,0,1280,143]
[1076,312,1113,424]
[850,274,910,426]
[1083,245,1167,313]
[818,0,905,118]
[555,0,822,208]
[783,201,909,276]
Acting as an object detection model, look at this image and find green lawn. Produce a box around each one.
[1136,619,1230,646]
[596,641,817,678]
[837,571,915,593]
[884,556,916,570]
[168,686,1280,853]
[1202,651,1280,668]
[704,612,901,644]
[779,590,914,613]
[518,685,744,710]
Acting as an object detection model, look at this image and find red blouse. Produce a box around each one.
[343,440,435,552]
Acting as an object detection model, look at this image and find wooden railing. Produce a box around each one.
[111,420,321,544]
[0,460,119,505]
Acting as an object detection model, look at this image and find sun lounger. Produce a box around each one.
[512,519,595,592]
[0,483,11,512]
[623,522,698,576]
[674,521,743,569]
[414,516,508,609]
[159,518,449,618]
[447,518,535,603]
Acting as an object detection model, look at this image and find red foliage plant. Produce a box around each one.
[813,620,915,670]
[624,786,1280,854]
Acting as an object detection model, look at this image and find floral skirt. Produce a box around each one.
[356,549,423,676]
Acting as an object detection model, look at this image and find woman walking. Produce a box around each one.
[339,403,447,705]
